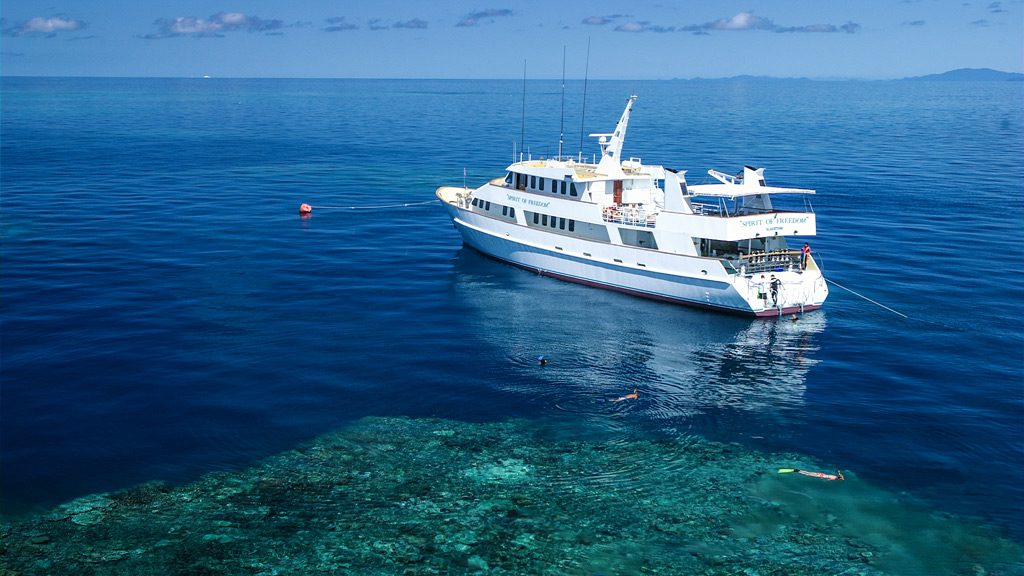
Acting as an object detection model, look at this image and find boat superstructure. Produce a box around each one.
[436,96,828,317]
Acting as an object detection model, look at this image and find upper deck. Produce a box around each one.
[506,158,651,182]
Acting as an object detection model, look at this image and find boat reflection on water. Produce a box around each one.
[450,248,825,427]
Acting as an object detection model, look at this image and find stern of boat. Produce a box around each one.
[736,254,829,317]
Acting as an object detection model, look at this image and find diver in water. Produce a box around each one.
[610,388,639,402]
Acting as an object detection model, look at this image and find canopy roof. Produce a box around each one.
[687,184,816,198]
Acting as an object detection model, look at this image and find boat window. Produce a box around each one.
[551,217,557,229]
[570,183,578,197]
[531,176,536,189]
[533,212,539,224]
[502,206,508,216]
[568,220,575,232]
[485,201,491,210]
[510,207,515,219]
[561,181,567,195]
[540,178,545,191]
[472,198,478,207]
[505,173,513,185]
[542,214,548,226]
[559,218,565,230]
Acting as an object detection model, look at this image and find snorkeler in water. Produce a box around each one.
[610,388,639,402]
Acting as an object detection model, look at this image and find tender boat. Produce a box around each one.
[436,96,828,317]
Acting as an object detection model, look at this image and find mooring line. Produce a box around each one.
[825,278,908,318]
[311,200,436,211]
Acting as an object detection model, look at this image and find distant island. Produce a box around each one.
[678,68,1023,82]
[900,68,1024,81]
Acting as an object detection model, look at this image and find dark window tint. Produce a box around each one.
[540,178,545,191]
[502,206,508,216]
[559,218,565,230]
[530,176,536,188]
[510,208,515,218]
[570,183,578,196]
[533,212,539,224]
[542,214,548,226]
[485,201,491,210]
[568,220,575,232]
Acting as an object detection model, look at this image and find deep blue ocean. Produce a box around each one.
[2,77,1022,547]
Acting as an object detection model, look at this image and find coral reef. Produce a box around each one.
[1,417,1021,575]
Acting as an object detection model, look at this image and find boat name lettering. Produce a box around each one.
[741,215,809,228]
[506,194,550,208]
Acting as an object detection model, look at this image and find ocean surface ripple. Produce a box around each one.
[2,78,1022,549]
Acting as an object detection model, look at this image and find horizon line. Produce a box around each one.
[3,69,1022,82]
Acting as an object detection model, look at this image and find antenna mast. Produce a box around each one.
[558,45,566,160]
[578,37,590,161]
[520,60,526,162]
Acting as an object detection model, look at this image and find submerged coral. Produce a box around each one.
[1,417,1021,575]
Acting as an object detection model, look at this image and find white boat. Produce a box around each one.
[436,96,828,317]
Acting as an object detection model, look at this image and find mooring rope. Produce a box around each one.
[825,278,908,318]
[309,200,436,211]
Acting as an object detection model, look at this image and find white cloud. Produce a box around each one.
[679,11,861,35]
[711,12,774,31]
[324,16,358,32]
[581,14,629,26]
[141,12,283,39]
[456,9,513,27]
[4,16,85,37]
[614,21,676,33]
[393,19,428,30]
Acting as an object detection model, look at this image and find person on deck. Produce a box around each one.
[770,275,781,306]
[801,242,811,270]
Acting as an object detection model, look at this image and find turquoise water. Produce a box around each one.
[3,417,1021,575]
[1,77,1022,572]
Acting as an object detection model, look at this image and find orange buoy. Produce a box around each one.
[299,203,312,215]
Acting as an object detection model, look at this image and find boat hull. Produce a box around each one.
[439,196,825,317]
[477,250,821,318]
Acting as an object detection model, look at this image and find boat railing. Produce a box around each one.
[691,204,811,218]
[602,205,657,228]
[735,206,777,215]
[691,202,724,216]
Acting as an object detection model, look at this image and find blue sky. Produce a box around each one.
[2,1,1022,79]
